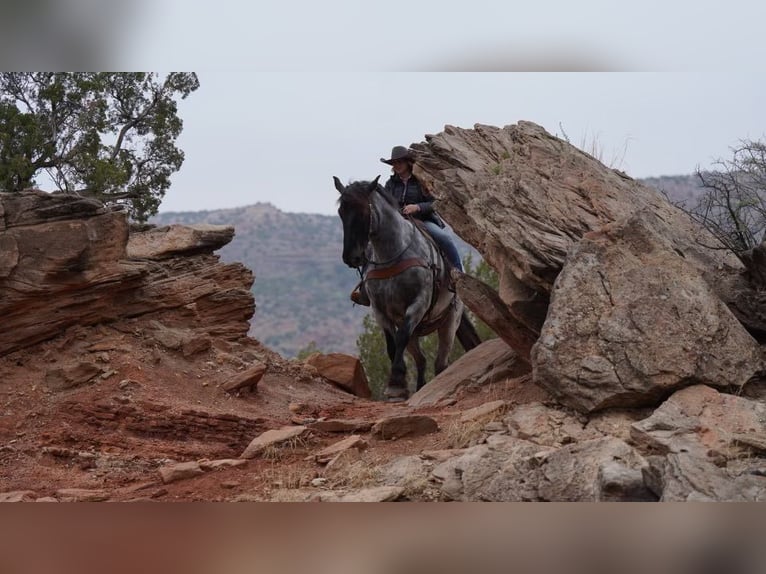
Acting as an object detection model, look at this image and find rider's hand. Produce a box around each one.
[401,204,420,216]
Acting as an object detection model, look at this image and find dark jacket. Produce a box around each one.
[382,174,445,228]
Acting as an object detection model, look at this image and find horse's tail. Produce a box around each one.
[457,310,482,352]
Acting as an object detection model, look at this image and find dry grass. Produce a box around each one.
[324,455,382,490]
[441,418,487,449]
[260,434,313,462]
[260,463,306,490]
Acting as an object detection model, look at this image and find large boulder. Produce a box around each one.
[531,210,762,412]
[410,122,743,355]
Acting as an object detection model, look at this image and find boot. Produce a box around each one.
[350,281,370,306]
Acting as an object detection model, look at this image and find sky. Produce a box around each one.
[2,0,764,217]
[158,72,764,216]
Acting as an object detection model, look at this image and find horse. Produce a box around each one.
[334,176,481,400]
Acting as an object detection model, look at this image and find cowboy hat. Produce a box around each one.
[380,145,414,165]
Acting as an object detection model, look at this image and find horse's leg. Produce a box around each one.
[387,310,426,400]
[434,302,463,375]
[407,338,427,391]
[383,329,396,363]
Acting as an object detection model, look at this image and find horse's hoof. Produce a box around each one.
[383,386,409,402]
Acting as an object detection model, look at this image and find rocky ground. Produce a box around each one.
[0,319,548,502]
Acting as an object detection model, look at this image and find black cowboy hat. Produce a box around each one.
[380,145,414,165]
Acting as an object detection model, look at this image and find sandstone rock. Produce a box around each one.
[55,488,110,502]
[44,362,104,391]
[307,419,373,433]
[597,460,657,501]
[459,400,508,423]
[149,321,212,357]
[536,437,649,502]
[198,459,248,471]
[504,402,597,447]
[222,362,267,392]
[0,191,255,357]
[532,210,762,412]
[316,486,405,502]
[411,121,740,300]
[159,461,205,484]
[126,224,235,259]
[630,385,766,460]
[371,415,438,440]
[312,435,368,464]
[304,353,370,398]
[240,426,308,459]
[408,338,529,407]
[646,453,766,501]
[0,490,36,502]
[452,271,540,361]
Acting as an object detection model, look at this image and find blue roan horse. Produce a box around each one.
[335,176,480,400]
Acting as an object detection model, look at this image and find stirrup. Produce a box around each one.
[350,284,370,306]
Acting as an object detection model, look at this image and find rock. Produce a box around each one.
[307,419,373,433]
[55,488,110,502]
[646,453,766,501]
[411,121,740,303]
[597,461,657,501]
[0,490,36,502]
[459,400,508,423]
[532,210,762,412]
[504,402,597,447]
[126,224,235,259]
[198,458,248,471]
[324,447,363,471]
[304,353,371,398]
[312,435,368,464]
[240,426,308,459]
[536,438,649,502]
[408,339,529,407]
[371,415,438,440]
[159,461,205,484]
[379,455,431,493]
[222,362,267,392]
[630,385,766,459]
[452,272,540,362]
[44,362,104,391]
[0,191,255,357]
[316,486,405,502]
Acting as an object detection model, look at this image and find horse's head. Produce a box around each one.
[334,176,380,268]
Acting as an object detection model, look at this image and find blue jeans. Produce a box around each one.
[422,220,463,272]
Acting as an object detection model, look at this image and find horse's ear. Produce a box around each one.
[367,175,380,193]
[333,176,345,194]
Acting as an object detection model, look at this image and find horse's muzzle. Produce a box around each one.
[343,254,364,268]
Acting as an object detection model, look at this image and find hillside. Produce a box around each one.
[151,204,477,358]
[640,174,705,205]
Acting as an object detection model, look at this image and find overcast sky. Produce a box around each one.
[44,0,753,216]
[157,72,763,216]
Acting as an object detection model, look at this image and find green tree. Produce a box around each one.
[356,254,499,399]
[295,341,321,360]
[356,314,389,400]
[0,72,199,222]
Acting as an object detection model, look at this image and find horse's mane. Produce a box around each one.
[337,179,399,213]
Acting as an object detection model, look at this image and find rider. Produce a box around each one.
[350,145,463,306]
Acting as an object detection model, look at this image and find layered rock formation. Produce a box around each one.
[0,190,255,355]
